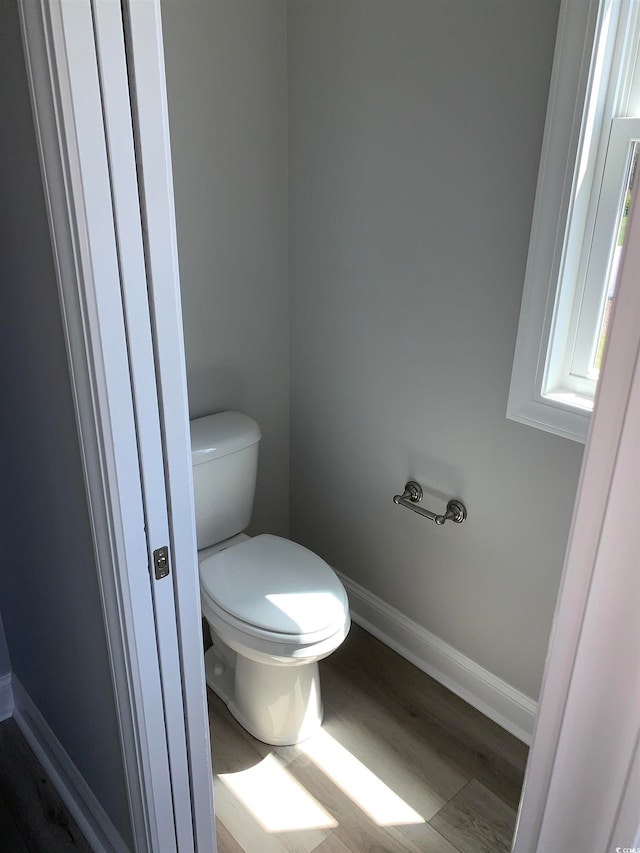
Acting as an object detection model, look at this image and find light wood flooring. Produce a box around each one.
[209,624,528,853]
[0,718,90,852]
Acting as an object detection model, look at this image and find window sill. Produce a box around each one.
[507,392,590,443]
[543,389,594,413]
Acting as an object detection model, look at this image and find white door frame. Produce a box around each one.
[513,175,640,849]
[118,1,217,848]
[18,1,215,850]
[91,4,196,849]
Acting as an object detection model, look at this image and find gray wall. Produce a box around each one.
[162,0,290,538]
[0,2,132,845]
[160,0,584,702]
[288,0,584,700]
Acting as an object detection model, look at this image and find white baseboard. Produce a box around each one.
[11,677,129,853]
[0,672,14,722]
[337,571,537,744]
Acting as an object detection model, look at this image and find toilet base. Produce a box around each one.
[204,645,324,746]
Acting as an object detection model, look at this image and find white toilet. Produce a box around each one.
[190,411,350,745]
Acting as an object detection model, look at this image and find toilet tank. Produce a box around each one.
[190,412,261,550]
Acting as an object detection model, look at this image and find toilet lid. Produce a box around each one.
[199,534,348,636]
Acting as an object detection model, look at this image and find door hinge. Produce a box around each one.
[153,546,170,580]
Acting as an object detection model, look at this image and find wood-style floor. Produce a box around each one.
[0,718,90,852]
[210,624,528,853]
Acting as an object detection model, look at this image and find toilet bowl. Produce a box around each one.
[199,534,349,744]
[190,412,350,745]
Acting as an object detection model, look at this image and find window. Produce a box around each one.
[508,0,640,442]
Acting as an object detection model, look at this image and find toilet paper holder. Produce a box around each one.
[393,481,467,526]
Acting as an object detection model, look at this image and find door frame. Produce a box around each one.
[513,162,640,850]
[117,4,218,844]
[18,0,215,850]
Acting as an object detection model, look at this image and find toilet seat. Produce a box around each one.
[199,534,348,642]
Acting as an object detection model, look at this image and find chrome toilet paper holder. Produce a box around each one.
[393,481,467,526]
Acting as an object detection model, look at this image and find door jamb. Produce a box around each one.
[16,1,213,848]
[117,1,217,847]
[514,168,640,851]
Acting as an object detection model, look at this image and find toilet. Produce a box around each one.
[190,411,350,745]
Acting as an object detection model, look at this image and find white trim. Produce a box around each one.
[0,673,14,723]
[336,571,537,745]
[508,0,640,443]
[121,3,217,849]
[545,1,640,402]
[513,147,640,853]
[91,4,197,848]
[507,0,600,443]
[12,677,129,853]
[20,2,216,849]
[18,2,180,848]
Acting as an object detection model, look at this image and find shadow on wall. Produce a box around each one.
[405,448,466,508]
[186,365,248,420]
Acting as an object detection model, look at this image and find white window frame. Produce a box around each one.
[508,0,640,443]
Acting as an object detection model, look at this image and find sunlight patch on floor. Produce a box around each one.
[300,728,425,826]
[219,754,338,833]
